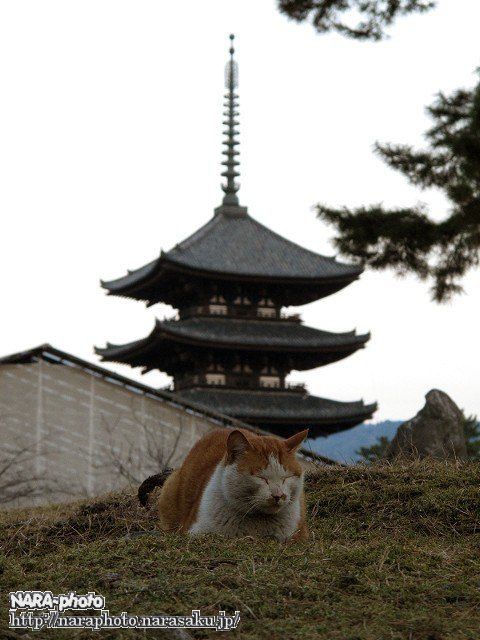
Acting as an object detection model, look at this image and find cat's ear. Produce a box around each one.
[226,430,252,464]
[284,429,309,453]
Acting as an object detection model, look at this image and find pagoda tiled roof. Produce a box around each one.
[95,317,369,358]
[161,317,368,349]
[175,387,377,435]
[102,208,362,295]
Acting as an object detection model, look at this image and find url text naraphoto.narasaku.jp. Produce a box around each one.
[9,591,241,631]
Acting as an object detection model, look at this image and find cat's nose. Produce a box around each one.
[272,492,286,504]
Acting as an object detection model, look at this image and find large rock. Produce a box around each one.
[385,389,467,461]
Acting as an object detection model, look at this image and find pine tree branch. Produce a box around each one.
[317,71,480,302]
[317,204,436,273]
[278,0,435,40]
[374,143,453,188]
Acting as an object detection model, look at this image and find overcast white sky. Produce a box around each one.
[1,0,479,421]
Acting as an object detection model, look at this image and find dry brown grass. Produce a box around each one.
[1,461,480,639]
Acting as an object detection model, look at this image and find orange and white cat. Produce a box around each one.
[141,428,309,542]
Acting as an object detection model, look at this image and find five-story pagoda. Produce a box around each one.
[96,36,376,438]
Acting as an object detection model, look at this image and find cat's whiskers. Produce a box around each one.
[238,497,266,523]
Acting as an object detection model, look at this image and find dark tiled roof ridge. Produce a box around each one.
[182,385,368,405]
[176,387,377,423]
[162,316,359,336]
[95,317,370,355]
[102,210,363,292]
[169,211,339,264]
[165,211,360,278]
[158,317,368,345]
[169,213,222,254]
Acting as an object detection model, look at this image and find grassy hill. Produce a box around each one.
[2,462,480,640]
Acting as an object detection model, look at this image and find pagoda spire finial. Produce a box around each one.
[221,34,241,207]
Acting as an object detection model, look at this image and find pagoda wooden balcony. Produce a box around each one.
[178,305,302,322]
[172,375,307,394]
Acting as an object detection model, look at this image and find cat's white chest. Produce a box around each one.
[188,465,301,541]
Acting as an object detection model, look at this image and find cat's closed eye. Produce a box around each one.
[253,474,296,483]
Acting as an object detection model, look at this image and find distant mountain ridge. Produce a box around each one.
[306,421,402,464]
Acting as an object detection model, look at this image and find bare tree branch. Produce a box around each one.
[97,403,183,487]
[0,441,56,505]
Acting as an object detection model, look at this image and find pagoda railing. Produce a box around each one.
[172,378,307,394]
[178,306,302,322]
[284,382,308,393]
[280,312,302,322]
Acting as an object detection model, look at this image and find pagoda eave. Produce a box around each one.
[95,319,370,373]
[174,387,377,438]
[101,254,363,307]
[162,257,363,286]
[155,318,369,349]
[248,414,377,438]
[95,347,365,374]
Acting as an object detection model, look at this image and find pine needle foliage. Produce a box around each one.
[357,435,391,463]
[464,414,480,461]
[278,0,435,40]
[317,71,480,301]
